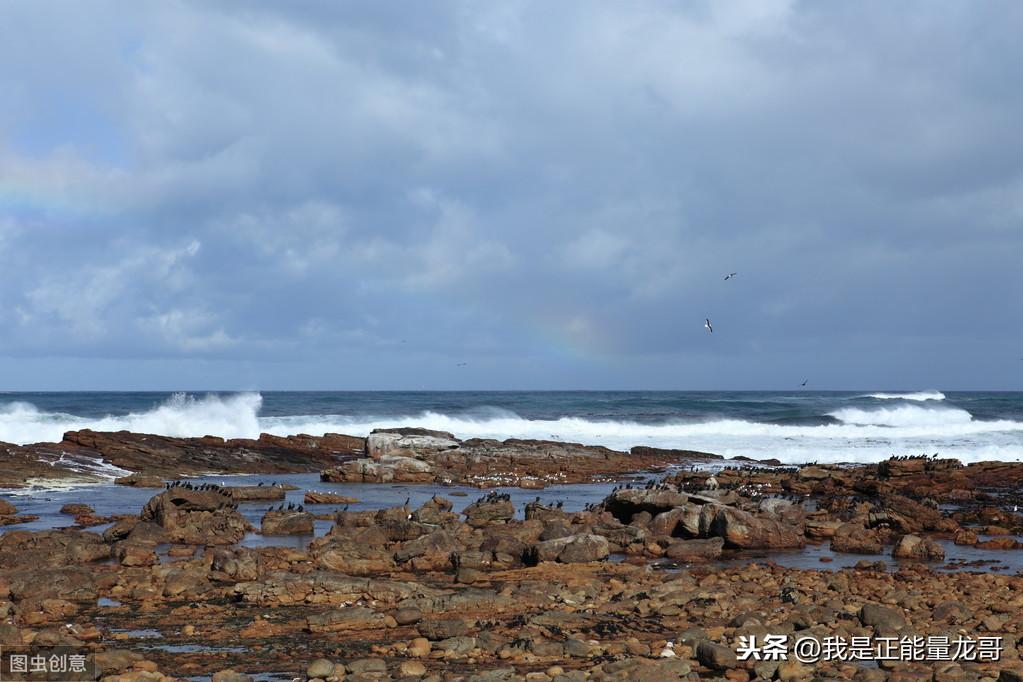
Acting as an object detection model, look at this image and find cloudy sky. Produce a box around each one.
[1,1,1021,390]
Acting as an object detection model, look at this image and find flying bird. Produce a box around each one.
[801,379,808,387]
[704,318,713,333]
[456,362,468,367]
[724,272,737,280]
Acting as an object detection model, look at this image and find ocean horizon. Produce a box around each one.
[3,389,1022,465]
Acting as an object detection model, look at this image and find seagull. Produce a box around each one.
[724,272,737,280]
[704,318,713,333]
[801,379,808,387]
[456,362,468,367]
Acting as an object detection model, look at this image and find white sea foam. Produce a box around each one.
[1,392,1021,465]
[827,405,971,427]
[862,391,946,401]
[0,392,263,445]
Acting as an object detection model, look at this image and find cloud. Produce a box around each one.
[0,1,1021,388]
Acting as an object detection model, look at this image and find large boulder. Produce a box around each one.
[859,603,907,630]
[664,537,724,562]
[412,496,458,525]
[0,530,110,569]
[306,607,388,633]
[227,485,285,502]
[304,491,359,505]
[463,495,515,527]
[649,504,701,538]
[366,428,460,459]
[535,533,610,563]
[603,488,691,521]
[830,522,885,554]
[261,511,314,536]
[710,507,804,549]
[394,530,462,565]
[892,534,945,561]
[320,455,435,483]
[140,488,250,545]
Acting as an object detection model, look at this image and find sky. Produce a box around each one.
[1,0,1022,391]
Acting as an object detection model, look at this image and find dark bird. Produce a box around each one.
[456,362,468,367]
[724,272,737,280]
[705,318,713,333]
[801,379,808,387]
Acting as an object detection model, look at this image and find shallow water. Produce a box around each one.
[3,473,1021,575]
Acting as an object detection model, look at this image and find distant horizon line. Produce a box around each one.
[2,388,1019,394]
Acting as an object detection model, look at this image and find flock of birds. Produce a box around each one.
[165,480,225,492]
[163,480,239,509]
[267,502,305,513]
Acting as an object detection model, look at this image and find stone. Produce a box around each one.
[59,503,94,515]
[306,607,388,633]
[399,660,428,676]
[226,485,286,501]
[115,474,166,488]
[394,607,423,625]
[464,496,516,526]
[303,491,359,505]
[664,537,724,562]
[408,637,432,657]
[892,534,945,561]
[831,522,884,554]
[535,533,610,563]
[211,671,253,682]
[260,510,314,535]
[140,489,250,545]
[859,603,907,630]
[305,659,336,678]
[418,618,470,641]
[697,640,737,670]
[710,506,804,549]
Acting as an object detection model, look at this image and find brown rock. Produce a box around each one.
[260,510,314,535]
[303,491,359,504]
[892,534,944,561]
[664,537,724,562]
[711,506,804,549]
[140,489,250,545]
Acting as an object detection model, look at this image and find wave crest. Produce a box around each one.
[2,392,1022,465]
[829,405,971,427]
[863,391,946,401]
[0,392,262,445]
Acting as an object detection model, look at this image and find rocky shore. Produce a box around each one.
[0,427,709,489]
[1,431,1022,680]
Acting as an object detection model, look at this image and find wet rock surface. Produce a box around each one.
[0,449,1022,679]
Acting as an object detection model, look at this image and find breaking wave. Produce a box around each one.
[1,392,1021,464]
[0,392,262,445]
[862,391,946,401]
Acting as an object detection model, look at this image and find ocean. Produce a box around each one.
[1,390,1022,464]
